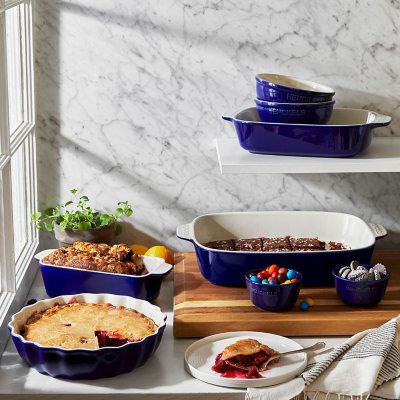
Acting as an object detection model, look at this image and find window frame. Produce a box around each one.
[0,0,38,356]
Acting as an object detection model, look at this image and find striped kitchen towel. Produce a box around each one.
[246,315,400,400]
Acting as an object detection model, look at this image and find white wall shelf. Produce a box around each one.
[216,137,400,174]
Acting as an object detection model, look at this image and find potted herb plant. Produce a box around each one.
[31,189,133,246]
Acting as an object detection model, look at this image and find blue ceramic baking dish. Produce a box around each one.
[8,293,167,379]
[176,211,387,287]
[254,99,334,124]
[34,250,173,301]
[222,107,391,157]
[255,73,335,103]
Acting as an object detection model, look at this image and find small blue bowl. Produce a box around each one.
[332,266,390,307]
[245,269,302,311]
[255,73,335,103]
[255,98,334,124]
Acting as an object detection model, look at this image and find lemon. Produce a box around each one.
[128,244,149,256]
[144,245,174,265]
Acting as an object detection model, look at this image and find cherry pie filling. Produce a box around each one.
[95,331,134,348]
[212,350,279,379]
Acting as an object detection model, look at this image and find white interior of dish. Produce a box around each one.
[8,293,167,350]
[257,73,335,94]
[192,211,375,250]
[237,107,377,126]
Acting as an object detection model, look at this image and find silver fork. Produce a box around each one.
[260,341,326,370]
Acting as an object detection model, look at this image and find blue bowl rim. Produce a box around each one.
[245,268,303,286]
[332,265,391,283]
[8,293,167,353]
[254,98,335,108]
[255,73,335,95]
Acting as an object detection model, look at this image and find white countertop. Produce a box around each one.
[0,271,347,400]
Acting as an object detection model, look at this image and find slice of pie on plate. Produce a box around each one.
[212,338,280,379]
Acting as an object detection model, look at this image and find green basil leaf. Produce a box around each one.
[30,212,42,222]
[44,222,54,232]
[115,223,122,236]
[78,221,91,230]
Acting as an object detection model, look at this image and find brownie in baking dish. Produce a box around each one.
[205,236,346,252]
[204,239,235,251]
[262,236,291,252]
[41,242,145,275]
[234,238,263,252]
[289,237,322,251]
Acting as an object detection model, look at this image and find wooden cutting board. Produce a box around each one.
[173,251,400,337]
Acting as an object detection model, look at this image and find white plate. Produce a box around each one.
[184,331,307,388]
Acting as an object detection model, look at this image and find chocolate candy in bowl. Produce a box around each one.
[255,73,335,103]
[8,293,167,379]
[254,98,335,124]
[245,266,302,311]
[332,262,390,307]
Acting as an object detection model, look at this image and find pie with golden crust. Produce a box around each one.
[22,302,158,349]
[212,338,279,378]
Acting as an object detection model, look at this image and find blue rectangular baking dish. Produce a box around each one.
[222,108,391,157]
[34,250,173,301]
[176,211,387,287]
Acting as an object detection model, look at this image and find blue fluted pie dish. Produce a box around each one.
[254,98,334,124]
[255,73,335,103]
[8,293,167,379]
[222,107,391,157]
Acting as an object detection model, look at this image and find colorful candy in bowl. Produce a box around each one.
[245,265,302,311]
[332,261,390,307]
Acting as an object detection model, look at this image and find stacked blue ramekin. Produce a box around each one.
[255,73,335,124]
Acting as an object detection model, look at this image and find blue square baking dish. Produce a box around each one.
[176,211,387,287]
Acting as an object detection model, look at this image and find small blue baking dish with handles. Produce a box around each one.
[34,249,172,302]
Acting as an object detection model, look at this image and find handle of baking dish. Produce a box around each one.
[221,115,234,122]
[150,262,173,276]
[34,249,55,261]
[369,223,387,240]
[176,223,193,242]
[369,113,391,128]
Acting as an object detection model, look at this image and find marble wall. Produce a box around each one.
[34,0,400,250]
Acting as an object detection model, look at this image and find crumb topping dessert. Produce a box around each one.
[205,236,347,252]
[41,242,145,275]
[212,338,279,379]
[22,302,158,349]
